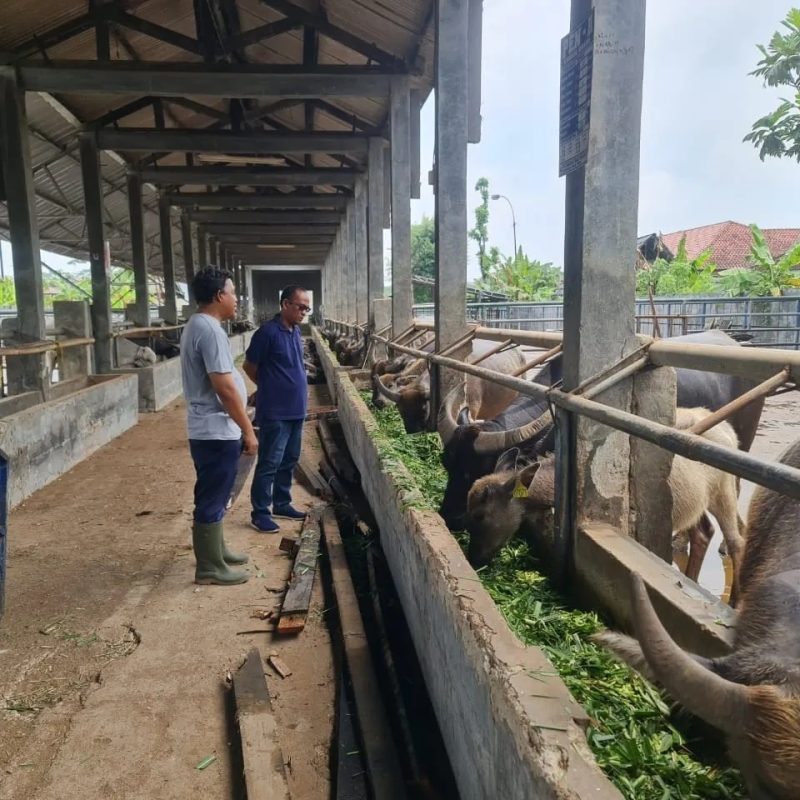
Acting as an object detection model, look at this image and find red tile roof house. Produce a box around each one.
[661,221,800,272]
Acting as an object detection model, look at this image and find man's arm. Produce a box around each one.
[243,359,258,383]
[209,372,258,455]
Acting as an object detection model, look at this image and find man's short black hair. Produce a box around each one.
[193,266,233,305]
[280,285,307,305]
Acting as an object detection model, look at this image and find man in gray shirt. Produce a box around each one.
[181,267,258,585]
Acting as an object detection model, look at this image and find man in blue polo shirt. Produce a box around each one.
[243,285,310,532]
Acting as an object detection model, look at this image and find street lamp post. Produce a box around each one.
[491,193,518,262]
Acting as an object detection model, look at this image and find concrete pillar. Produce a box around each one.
[53,301,92,378]
[434,0,470,407]
[367,138,385,325]
[241,261,250,320]
[0,69,46,392]
[158,193,178,324]
[79,132,113,373]
[180,211,196,295]
[410,89,422,200]
[126,173,150,327]
[557,0,647,558]
[347,200,358,322]
[208,236,218,266]
[390,75,413,335]
[197,226,207,270]
[355,177,369,324]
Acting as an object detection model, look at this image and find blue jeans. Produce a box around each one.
[250,419,304,517]
[189,439,241,523]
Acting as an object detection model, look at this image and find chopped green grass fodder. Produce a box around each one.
[365,394,745,800]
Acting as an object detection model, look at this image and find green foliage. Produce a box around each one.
[719,223,800,297]
[411,215,436,303]
[745,8,800,162]
[636,237,718,297]
[469,177,491,279]
[366,401,745,799]
[0,278,16,308]
[476,250,562,301]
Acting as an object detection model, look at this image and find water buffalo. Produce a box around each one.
[465,407,746,603]
[595,438,800,799]
[437,329,764,533]
[374,339,529,435]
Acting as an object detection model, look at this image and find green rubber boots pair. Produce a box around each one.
[192,521,250,585]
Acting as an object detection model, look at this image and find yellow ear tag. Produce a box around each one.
[512,480,528,499]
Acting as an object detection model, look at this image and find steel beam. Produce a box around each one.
[96,129,371,155]
[127,173,150,327]
[158,193,178,323]
[18,62,396,98]
[215,234,335,244]
[138,166,359,187]
[79,133,113,373]
[188,210,342,225]
[166,191,349,209]
[0,70,46,391]
[204,224,339,237]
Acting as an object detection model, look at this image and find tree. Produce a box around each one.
[719,224,800,297]
[468,177,491,279]
[744,8,800,162]
[411,216,435,302]
[475,251,562,301]
[635,237,718,297]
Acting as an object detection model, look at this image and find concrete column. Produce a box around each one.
[180,211,196,295]
[79,132,113,373]
[557,0,647,557]
[434,0,470,405]
[53,301,92,379]
[390,75,413,335]
[197,226,207,270]
[347,199,358,322]
[0,69,46,392]
[355,176,369,324]
[367,138,384,325]
[410,89,422,200]
[126,173,150,327]
[208,236,218,266]
[241,261,250,320]
[158,193,178,324]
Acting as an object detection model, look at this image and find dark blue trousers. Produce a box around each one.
[189,439,241,523]
[250,419,304,516]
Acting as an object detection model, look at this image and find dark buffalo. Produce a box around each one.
[595,438,800,799]
[437,330,764,532]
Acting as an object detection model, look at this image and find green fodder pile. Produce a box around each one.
[364,394,745,800]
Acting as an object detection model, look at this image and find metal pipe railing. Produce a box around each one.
[0,337,95,356]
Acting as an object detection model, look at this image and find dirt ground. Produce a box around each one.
[0,389,335,799]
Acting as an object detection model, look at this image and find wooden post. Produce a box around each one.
[556,0,647,582]
[158,192,178,324]
[79,132,113,373]
[127,173,150,327]
[0,69,46,391]
[390,75,413,335]
[367,138,384,326]
[434,0,470,416]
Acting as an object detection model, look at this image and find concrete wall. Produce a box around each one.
[311,328,619,800]
[228,330,254,361]
[252,270,322,325]
[114,358,183,413]
[0,374,139,509]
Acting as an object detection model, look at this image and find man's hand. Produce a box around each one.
[243,431,258,455]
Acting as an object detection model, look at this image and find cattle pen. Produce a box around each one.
[1,1,799,799]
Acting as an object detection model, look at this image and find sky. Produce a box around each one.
[2,1,797,284]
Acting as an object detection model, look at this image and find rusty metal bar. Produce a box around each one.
[468,338,515,366]
[686,368,791,436]
[438,328,477,358]
[511,344,562,377]
[582,356,649,401]
[0,337,95,356]
[112,324,184,338]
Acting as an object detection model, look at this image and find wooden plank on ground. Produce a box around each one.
[321,507,408,800]
[305,405,338,421]
[317,418,359,484]
[233,648,291,800]
[276,510,323,634]
[295,452,333,500]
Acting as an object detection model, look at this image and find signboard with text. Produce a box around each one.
[559,10,594,177]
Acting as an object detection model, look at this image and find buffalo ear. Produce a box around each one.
[501,472,519,496]
[518,461,541,489]
[457,407,471,426]
[495,447,520,473]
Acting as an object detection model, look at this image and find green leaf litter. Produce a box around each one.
[363,393,745,800]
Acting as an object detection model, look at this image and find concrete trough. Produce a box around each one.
[0,374,139,509]
[312,328,619,800]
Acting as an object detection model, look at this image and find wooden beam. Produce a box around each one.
[276,510,322,634]
[103,7,204,55]
[137,166,359,186]
[166,191,349,209]
[96,129,370,155]
[18,62,396,98]
[188,210,342,225]
[205,224,339,236]
[229,16,298,49]
[3,13,96,64]
[166,97,229,122]
[312,99,384,136]
[260,0,405,69]
[86,95,155,130]
[233,648,292,800]
[214,233,336,243]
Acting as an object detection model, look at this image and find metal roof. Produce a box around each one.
[0,0,435,275]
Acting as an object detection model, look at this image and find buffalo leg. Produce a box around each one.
[683,514,714,582]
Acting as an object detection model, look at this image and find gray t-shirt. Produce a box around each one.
[180,313,247,440]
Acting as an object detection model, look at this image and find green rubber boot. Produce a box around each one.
[193,522,249,585]
[221,537,249,565]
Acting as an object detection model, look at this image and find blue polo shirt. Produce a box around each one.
[246,315,307,422]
